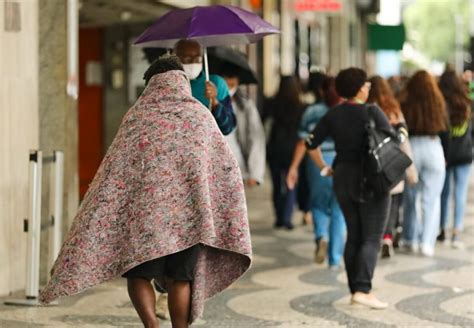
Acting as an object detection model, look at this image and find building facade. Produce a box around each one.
[0,0,377,297]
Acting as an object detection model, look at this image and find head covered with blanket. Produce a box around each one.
[40,56,252,322]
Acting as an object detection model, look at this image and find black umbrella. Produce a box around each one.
[207,47,258,85]
[142,46,258,85]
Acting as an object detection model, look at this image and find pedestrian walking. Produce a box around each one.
[287,75,346,269]
[297,72,327,227]
[147,41,238,320]
[39,56,252,328]
[296,67,391,309]
[400,70,449,257]
[438,70,473,248]
[174,39,236,135]
[263,76,306,230]
[367,75,418,258]
[219,59,266,187]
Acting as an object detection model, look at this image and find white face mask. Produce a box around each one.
[229,86,238,97]
[182,63,203,80]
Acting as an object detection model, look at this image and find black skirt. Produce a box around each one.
[122,244,200,282]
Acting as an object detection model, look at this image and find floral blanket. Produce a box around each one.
[39,70,252,322]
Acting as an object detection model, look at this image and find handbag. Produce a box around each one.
[399,137,418,185]
[362,106,413,197]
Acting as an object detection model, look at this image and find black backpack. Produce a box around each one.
[362,106,412,197]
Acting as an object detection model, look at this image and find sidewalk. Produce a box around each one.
[1,172,473,327]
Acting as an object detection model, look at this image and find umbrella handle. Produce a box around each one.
[203,47,210,81]
[203,47,212,110]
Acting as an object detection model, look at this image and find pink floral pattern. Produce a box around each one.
[39,70,252,322]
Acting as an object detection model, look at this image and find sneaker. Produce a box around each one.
[401,241,419,254]
[451,234,464,249]
[393,229,402,249]
[351,292,388,310]
[302,212,312,226]
[420,245,435,257]
[437,229,446,242]
[329,264,342,272]
[155,293,169,320]
[381,239,394,259]
[274,222,284,229]
[314,238,328,264]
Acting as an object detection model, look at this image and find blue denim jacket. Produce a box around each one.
[298,103,335,152]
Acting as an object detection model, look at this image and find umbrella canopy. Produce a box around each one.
[133,5,279,48]
[207,47,258,85]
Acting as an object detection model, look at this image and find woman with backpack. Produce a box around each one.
[438,70,473,248]
[367,76,418,258]
[400,70,449,257]
[288,67,391,309]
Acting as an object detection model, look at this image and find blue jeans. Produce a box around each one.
[306,152,346,266]
[440,164,472,231]
[403,137,446,251]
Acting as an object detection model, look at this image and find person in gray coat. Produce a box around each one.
[221,65,266,186]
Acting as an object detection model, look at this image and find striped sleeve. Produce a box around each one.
[212,95,236,135]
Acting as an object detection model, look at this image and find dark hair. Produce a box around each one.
[143,55,184,85]
[401,70,447,135]
[335,67,367,98]
[142,48,169,64]
[265,75,305,134]
[274,75,304,107]
[368,75,402,122]
[321,76,340,107]
[307,72,327,101]
[438,70,471,125]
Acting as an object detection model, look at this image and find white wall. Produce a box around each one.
[0,0,39,295]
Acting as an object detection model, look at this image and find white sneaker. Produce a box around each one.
[420,245,435,257]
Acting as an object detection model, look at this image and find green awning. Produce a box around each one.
[368,24,405,51]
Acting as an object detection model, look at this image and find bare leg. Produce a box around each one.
[167,279,191,328]
[127,278,159,328]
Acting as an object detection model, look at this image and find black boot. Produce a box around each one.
[436,229,445,242]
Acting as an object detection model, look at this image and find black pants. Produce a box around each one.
[269,160,296,227]
[296,157,311,213]
[122,245,200,282]
[334,163,389,294]
[384,193,403,237]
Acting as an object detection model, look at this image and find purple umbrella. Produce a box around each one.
[134,5,279,81]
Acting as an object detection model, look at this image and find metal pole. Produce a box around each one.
[203,47,210,82]
[26,150,42,299]
[48,151,64,274]
[5,151,39,306]
[203,47,213,110]
[4,150,59,306]
[33,151,42,299]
